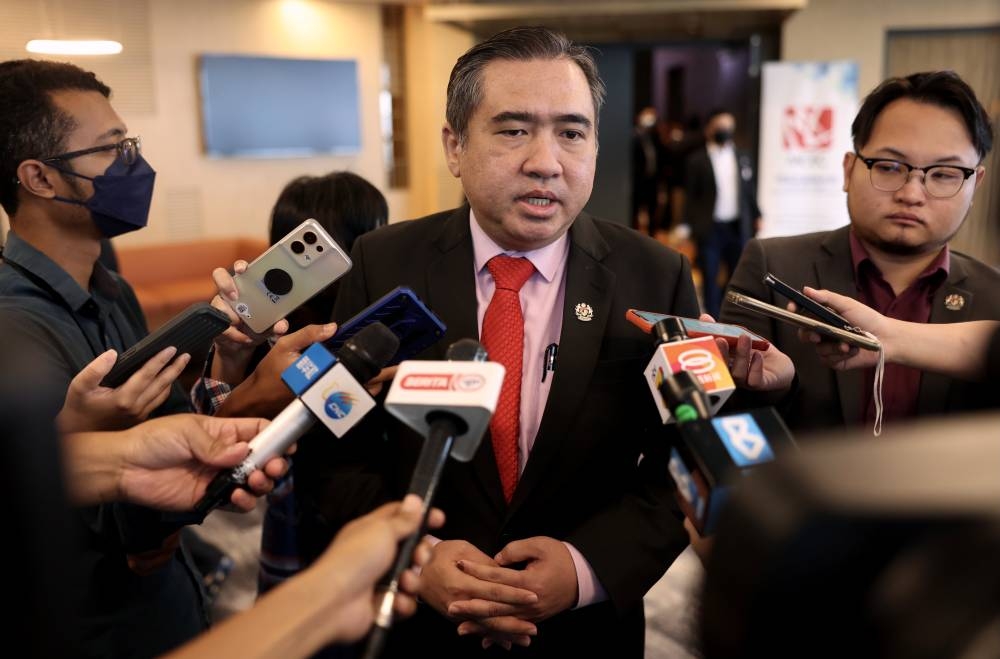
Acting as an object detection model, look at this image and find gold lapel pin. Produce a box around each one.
[944,293,965,311]
[574,303,594,322]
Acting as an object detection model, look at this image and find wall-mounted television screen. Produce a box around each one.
[198,54,361,157]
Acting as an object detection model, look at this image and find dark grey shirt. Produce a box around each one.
[0,232,205,659]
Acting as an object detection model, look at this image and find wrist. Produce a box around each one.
[879,317,903,364]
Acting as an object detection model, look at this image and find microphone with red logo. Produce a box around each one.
[643,317,735,423]
[193,322,400,516]
[647,318,794,534]
[363,338,504,659]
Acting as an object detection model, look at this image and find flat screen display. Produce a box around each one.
[198,54,361,157]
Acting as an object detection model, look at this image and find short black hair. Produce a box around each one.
[0,59,111,216]
[705,108,733,125]
[446,26,606,142]
[268,171,388,327]
[268,171,387,254]
[852,71,993,162]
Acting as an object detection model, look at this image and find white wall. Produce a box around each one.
[132,0,389,245]
[0,0,401,245]
[783,0,1000,96]
[403,5,473,218]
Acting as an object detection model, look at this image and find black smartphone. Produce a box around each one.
[100,302,231,388]
[325,287,447,366]
[762,273,859,332]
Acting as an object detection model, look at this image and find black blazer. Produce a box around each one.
[720,226,1000,435]
[307,207,700,657]
[684,145,761,245]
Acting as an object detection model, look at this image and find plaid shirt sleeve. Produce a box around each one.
[190,346,233,414]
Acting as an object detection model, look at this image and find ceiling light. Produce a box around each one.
[25,40,123,55]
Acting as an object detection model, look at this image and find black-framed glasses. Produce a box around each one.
[41,136,142,166]
[854,152,976,199]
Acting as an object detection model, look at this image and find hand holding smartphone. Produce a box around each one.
[226,219,352,335]
[626,308,771,351]
[100,303,231,388]
[763,273,859,332]
[726,291,881,351]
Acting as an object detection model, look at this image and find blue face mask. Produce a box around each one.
[51,154,156,238]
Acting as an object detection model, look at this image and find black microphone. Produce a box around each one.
[644,319,795,534]
[193,322,399,516]
[362,338,504,659]
[657,367,795,535]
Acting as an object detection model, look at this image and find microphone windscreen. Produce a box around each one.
[336,321,400,382]
[446,338,488,362]
[653,316,688,344]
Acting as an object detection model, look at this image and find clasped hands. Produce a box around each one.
[419,536,579,650]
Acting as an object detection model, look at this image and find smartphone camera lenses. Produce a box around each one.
[303,231,317,245]
[290,240,305,254]
[315,245,324,252]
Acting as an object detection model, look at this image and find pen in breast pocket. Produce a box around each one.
[541,343,558,382]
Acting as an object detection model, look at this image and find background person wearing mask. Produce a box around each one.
[684,109,761,317]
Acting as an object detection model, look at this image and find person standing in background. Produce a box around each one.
[631,106,665,235]
[684,109,761,316]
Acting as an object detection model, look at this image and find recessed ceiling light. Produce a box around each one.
[26,40,123,55]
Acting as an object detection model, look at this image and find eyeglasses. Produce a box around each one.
[854,152,976,199]
[41,136,142,166]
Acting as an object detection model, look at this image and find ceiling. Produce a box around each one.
[420,0,805,43]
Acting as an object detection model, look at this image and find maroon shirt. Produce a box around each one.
[849,230,949,425]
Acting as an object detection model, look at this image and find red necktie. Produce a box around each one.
[481,255,535,502]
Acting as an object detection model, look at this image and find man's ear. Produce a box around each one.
[15,160,58,200]
[441,123,462,178]
[972,165,987,192]
[841,151,856,193]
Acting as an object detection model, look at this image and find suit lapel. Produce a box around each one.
[509,214,614,515]
[918,256,973,415]
[814,228,864,426]
[424,208,508,513]
[424,207,480,358]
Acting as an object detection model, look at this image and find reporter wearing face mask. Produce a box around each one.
[0,59,253,658]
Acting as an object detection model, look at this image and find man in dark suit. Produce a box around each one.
[720,71,998,435]
[684,109,761,317]
[631,106,664,235]
[299,27,789,658]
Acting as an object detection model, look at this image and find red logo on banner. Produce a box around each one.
[782,106,833,150]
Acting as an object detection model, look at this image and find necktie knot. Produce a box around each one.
[487,255,535,292]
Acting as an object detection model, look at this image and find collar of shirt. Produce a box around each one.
[848,228,950,292]
[707,141,736,159]
[469,210,569,282]
[2,231,121,316]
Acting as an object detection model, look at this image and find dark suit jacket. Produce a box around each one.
[684,146,761,246]
[309,207,700,657]
[719,226,1000,435]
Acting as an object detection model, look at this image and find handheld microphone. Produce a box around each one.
[644,318,735,423]
[193,322,400,516]
[657,368,794,535]
[363,339,504,659]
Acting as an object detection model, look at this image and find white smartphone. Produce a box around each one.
[227,218,352,334]
[726,291,882,352]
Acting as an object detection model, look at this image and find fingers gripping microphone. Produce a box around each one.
[363,339,504,659]
[194,322,400,515]
[644,318,735,422]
